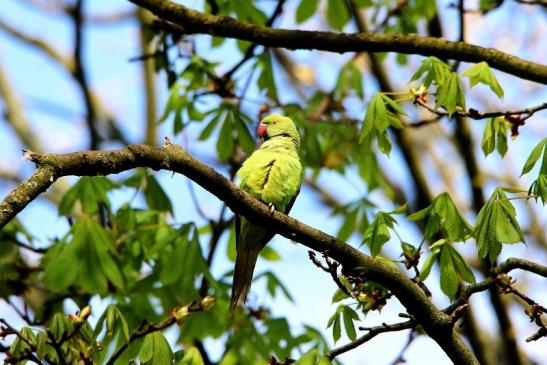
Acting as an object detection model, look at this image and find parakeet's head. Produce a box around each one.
[257,114,300,145]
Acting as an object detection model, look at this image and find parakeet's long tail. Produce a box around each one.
[230,243,261,313]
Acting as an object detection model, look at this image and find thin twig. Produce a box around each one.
[308,251,353,297]
[325,320,416,360]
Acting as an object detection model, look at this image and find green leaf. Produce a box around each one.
[419,247,440,280]
[475,188,525,262]
[439,245,458,297]
[139,332,173,365]
[376,131,392,155]
[332,288,350,303]
[259,245,281,261]
[158,83,182,124]
[447,245,476,284]
[531,174,547,205]
[94,304,130,341]
[257,271,294,301]
[495,201,524,243]
[520,138,547,176]
[43,239,79,292]
[296,0,320,23]
[481,118,496,156]
[436,72,465,116]
[389,203,408,214]
[410,56,452,87]
[496,119,508,157]
[234,112,256,154]
[159,236,188,286]
[482,117,509,157]
[326,310,341,343]
[326,0,351,30]
[360,94,384,141]
[58,176,116,215]
[335,60,364,99]
[230,0,267,24]
[257,52,278,101]
[360,93,404,155]
[50,313,73,342]
[408,192,472,242]
[336,206,359,241]
[89,221,125,290]
[178,347,205,365]
[363,212,395,256]
[199,112,221,141]
[342,306,359,341]
[461,61,504,98]
[216,111,236,161]
[294,349,319,365]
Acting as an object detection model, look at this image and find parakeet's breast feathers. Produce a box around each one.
[237,115,303,213]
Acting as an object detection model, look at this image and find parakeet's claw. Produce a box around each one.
[268,203,276,214]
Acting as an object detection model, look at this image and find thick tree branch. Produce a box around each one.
[128,0,547,84]
[0,143,478,365]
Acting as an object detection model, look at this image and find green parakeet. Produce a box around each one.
[230,114,303,312]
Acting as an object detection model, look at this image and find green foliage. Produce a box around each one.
[408,192,473,242]
[520,138,547,176]
[519,139,547,204]
[257,51,278,101]
[94,304,130,342]
[157,55,217,133]
[199,103,256,160]
[335,60,364,99]
[43,216,124,294]
[59,176,117,215]
[420,241,475,297]
[326,0,351,30]
[139,332,174,365]
[435,72,466,116]
[228,0,267,24]
[257,271,294,302]
[327,305,360,342]
[294,348,332,365]
[360,93,406,155]
[411,57,466,116]
[411,56,452,87]
[481,117,509,157]
[296,0,320,23]
[363,206,405,256]
[8,309,101,364]
[178,347,205,365]
[333,198,373,241]
[461,62,504,98]
[475,188,525,262]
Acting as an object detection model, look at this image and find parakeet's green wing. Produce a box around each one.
[258,189,300,249]
[235,189,300,251]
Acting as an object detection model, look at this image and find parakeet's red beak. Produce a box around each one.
[257,122,267,137]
